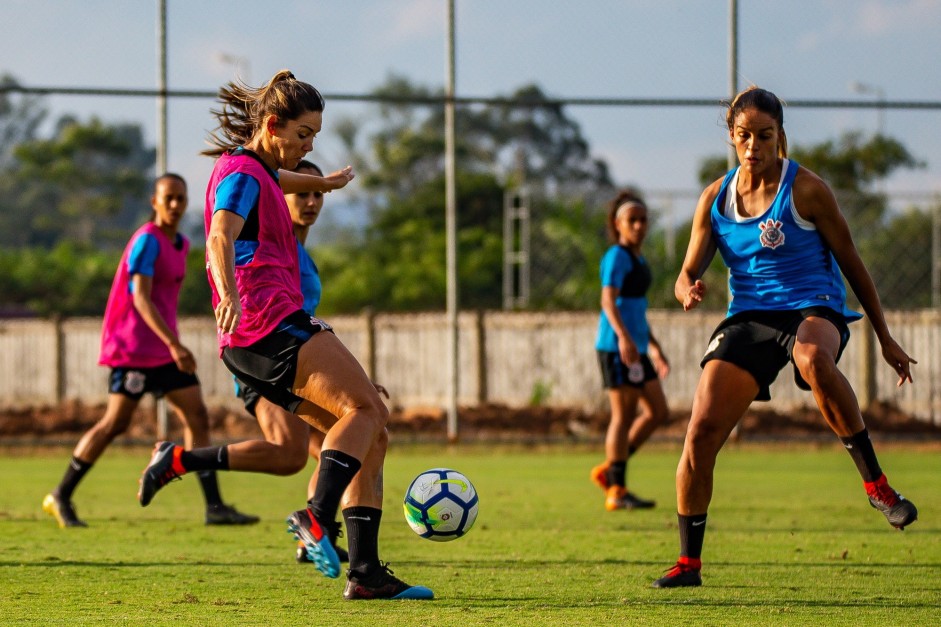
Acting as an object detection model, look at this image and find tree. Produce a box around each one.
[4,115,154,248]
[316,76,614,313]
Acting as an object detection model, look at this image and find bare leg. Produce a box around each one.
[792,317,864,437]
[73,394,140,463]
[605,386,642,461]
[292,332,388,461]
[164,385,211,449]
[677,361,757,515]
[628,380,669,452]
[307,429,325,501]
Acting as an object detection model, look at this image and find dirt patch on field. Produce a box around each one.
[0,398,938,444]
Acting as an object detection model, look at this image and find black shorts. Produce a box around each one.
[233,377,262,417]
[701,307,851,402]
[108,362,200,400]
[597,351,658,389]
[222,310,332,413]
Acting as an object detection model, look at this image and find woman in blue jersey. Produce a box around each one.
[654,86,918,589]
[590,190,670,512]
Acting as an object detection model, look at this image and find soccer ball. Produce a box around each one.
[403,468,479,542]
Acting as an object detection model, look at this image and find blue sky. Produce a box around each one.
[3,0,941,228]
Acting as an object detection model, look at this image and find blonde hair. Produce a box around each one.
[726,86,788,159]
[203,69,324,157]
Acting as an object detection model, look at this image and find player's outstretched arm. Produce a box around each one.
[279,166,355,194]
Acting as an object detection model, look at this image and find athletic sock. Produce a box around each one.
[196,471,224,507]
[678,513,708,561]
[606,460,627,489]
[839,428,882,483]
[307,450,361,524]
[343,506,382,575]
[627,445,638,458]
[179,446,229,472]
[56,456,93,501]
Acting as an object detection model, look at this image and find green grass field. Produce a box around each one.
[0,442,938,626]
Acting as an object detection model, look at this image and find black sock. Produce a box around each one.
[180,446,229,472]
[678,513,708,560]
[840,428,882,483]
[343,506,382,575]
[307,450,361,524]
[627,445,638,458]
[56,457,93,501]
[606,460,627,488]
[196,471,224,507]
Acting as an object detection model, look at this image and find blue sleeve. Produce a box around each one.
[127,233,160,277]
[214,172,260,220]
[599,247,632,288]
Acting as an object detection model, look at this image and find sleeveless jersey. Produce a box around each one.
[205,149,303,350]
[595,245,652,353]
[711,159,861,321]
[99,222,188,368]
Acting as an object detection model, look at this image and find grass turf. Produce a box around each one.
[0,442,938,625]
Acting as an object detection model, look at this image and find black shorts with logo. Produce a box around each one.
[222,310,332,413]
[108,362,200,400]
[597,351,658,389]
[700,306,851,402]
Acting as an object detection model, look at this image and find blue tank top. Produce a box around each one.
[594,245,651,353]
[711,159,861,322]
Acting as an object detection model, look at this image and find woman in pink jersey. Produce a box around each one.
[137,70,432,601]
[43,174,257,528]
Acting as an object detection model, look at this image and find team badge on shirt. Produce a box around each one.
[758,218,785,249]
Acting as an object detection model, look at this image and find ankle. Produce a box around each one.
[678,556,702,570]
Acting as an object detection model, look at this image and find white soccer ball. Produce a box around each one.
[403,468,479,542]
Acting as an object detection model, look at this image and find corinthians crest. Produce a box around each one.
[758,218,785,249]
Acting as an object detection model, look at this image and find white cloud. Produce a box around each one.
[371,0,443,45]
[854,0,941,35]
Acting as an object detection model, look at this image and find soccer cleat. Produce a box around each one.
[296,526,349,564]
[605,486,656,511]
[286,508,341,578]
[296,539,349,564]
[42,493,88,528]
[138,441,186,507]
[343,562,434,600]
[652,559,703,588]
[205,503,260,526]
[590,461,610,492]
[866,474,918,530]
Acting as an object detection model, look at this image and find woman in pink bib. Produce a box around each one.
[138,70,432,601]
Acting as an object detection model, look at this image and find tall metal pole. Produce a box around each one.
[727,0,738,172]
[156,0,169,439]
[156,0,168,174]
[444,0,459,442]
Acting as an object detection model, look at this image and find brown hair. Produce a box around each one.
[203,69,325,157]
[295,159,323,175]
[605,188,647,244]
[726,86,788,158]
